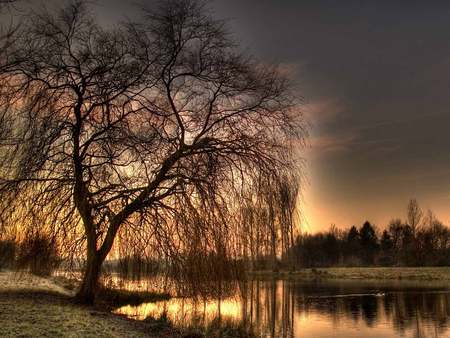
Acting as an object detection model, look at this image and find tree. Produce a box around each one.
[324,231,339,265]
[387,219,403,254]
[402,227,415,265]
[0,0,19,139]
[379,230,394,266]
[345,225,360,262]
[0,0,304,303]
[359,221,378,265]
[407,198,423,236]
[0,0,18,10]
[347,225,360,246]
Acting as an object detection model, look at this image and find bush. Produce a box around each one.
[0,240,16,270]
[98,287,171,307]
[204,319,256,338]
[16,232,60,276]
[117,254,160,280]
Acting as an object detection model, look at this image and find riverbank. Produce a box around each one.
[0,271,254,337]
[250,266,450,281]
[0,271,179,337]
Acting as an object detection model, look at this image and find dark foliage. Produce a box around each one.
[0,0,303,303]
[96,287,170,308]
[116,255,161,281]
[0,239,15,270]
[169,250,245,299]
[359,221,379,265]
[291,212,450,268]
[16,231,60,276]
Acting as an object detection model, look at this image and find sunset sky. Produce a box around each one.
[24,0,450,232]
[210,0,450,232]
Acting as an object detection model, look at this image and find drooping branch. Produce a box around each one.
[0,0,306,302]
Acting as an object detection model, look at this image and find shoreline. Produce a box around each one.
[0,271,254,337]
[0,271,176,337]
[249,266,450,281]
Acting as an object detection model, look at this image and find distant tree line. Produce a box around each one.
[291,199,450,267]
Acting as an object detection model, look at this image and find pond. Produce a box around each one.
[114,278,450,337]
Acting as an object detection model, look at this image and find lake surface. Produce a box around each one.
[114,278,450,337]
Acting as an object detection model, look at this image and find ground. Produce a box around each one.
[252,266,450,280]
[0,271,253,338]
[0,271,178,338]
[3,267,448,337]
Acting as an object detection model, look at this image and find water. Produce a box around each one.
[114,278,450,337]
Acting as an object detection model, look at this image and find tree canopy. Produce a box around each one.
[0,0,305,302]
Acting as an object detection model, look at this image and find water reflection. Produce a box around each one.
[115,279,450,337]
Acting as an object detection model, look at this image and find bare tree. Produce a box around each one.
[0,0,18,10]
[0,0,304,303]
[407,198,423,236]
[0,0,20,142]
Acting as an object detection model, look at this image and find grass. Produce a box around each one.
[0,271,75,296]
[97,287,171,308]
[250,266,450,281]
[0,271,256,337]
[0,290,170,337]
[0,271,180,337]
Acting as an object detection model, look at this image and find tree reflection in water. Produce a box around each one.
[115,278,450,337]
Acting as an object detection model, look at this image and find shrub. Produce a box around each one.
[204,319,257,338]
[117,254,160,280]
[16,231,60,276]
[0,240,16,270]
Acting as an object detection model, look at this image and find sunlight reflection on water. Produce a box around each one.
[114,278,450,338]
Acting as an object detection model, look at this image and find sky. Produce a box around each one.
[19,0,450,232]
[209,0,450,232]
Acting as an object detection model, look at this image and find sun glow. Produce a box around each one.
[115,298,242,323]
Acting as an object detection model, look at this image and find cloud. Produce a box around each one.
[310,133,356,154]
[277,62,304,78]
[304,97,344,125]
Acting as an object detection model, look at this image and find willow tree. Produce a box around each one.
[0,0,304,303]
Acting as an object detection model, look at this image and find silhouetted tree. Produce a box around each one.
[345,225,361,264]
[379,230,394,266]
[0,0,18,12]
[0,0,304,303]
[401,225,415,266]
[291,200,450,268]
[415,215,450,266]
[359,221,378,265]
[407,199,423,236]
[387,219,404,263]
[323,225,341,265]
[0,0,20,146]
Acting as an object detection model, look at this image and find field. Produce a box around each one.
[251,266,450,281]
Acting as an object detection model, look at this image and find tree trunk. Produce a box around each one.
[75,248,103,304]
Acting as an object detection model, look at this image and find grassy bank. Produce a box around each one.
[97,288,171,308]
[0,271,255,337]
[0,271,178,337]
[0,290,179,337]
[251,266,450,281]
